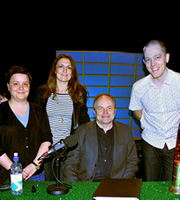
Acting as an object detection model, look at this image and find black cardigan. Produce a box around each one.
[33,84,90,134]
[0,101,52,169]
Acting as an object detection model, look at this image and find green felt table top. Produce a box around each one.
[1,181,180,200]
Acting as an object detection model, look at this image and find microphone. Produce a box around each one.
[38,135,77,160]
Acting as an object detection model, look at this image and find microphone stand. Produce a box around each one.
[47,148,70,195]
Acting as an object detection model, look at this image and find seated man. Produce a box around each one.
[63,94,138,182]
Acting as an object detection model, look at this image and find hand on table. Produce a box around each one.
[23,163,37,180]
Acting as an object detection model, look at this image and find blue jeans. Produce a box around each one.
[142,139,175,181]
[28,170,45,181]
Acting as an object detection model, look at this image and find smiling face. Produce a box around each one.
[55,58,72,83]
[94,95,116,127]
[7,73,30,102]
[143,44,170,81]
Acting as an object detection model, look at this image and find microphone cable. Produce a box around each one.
[52,156,72,189]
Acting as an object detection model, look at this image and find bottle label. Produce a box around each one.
[11,174,23,191]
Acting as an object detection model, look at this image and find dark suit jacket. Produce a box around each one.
[63,120,138,182]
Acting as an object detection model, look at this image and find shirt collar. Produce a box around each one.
[96,121,114,134]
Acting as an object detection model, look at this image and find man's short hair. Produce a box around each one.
[93,94,116,109]
[143,40,167,56]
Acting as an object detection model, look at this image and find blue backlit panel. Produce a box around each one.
[87,87,108,97]
[84,76,109,86]
[132,129,141,138]
[87,98,94,108]
[116,99,130,108]
[115,109,130,118]
[57,51,83,62]
[136,54,144,65]
[111,65,134,75]
[76,64,83,74]
[136,66,149,76]
[84,64,109,74]
[88,108,96,119]
[110,77,134,86]
[56,50,146,139]
[111,53,135,64]
[84,52,109,63]
[132,119,141,128]
[78,76,83,84]
[109,88,132,97]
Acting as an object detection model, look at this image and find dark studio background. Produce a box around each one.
[0,10,179,100]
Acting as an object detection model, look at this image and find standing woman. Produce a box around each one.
[0,66,52,182]
[34,53,90,180]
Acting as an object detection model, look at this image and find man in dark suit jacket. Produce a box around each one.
[63,94,138,182]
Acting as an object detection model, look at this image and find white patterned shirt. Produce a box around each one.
[129,68,180,149]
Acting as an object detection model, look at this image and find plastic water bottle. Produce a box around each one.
[10,152,23,195]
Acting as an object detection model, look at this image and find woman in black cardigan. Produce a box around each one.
[34,53,90,180]
[0,66,52,183]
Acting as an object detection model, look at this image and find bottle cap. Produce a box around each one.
[13,152,19,162]
[14,152,18,157]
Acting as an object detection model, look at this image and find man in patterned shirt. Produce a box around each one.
[129,40,180,181]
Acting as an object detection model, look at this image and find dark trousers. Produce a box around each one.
[142,139,175,181]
